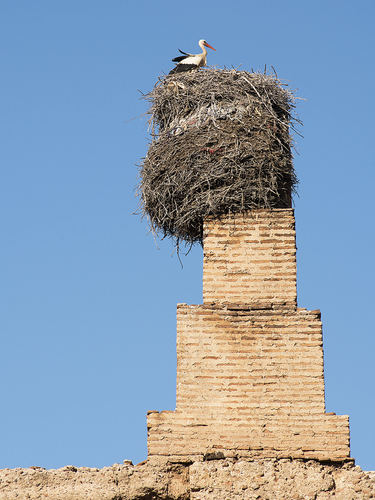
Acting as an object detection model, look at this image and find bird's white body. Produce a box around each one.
[181,52,207,68]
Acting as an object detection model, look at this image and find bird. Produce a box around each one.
[169,39,216,75]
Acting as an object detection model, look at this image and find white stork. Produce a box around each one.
[169,39,216,75]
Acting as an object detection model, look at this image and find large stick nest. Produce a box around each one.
[138,68,300,247]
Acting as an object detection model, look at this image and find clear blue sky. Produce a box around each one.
[1,0,374,471]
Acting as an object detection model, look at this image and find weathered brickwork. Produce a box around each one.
[203,210,297,309]
[147,210,351,463]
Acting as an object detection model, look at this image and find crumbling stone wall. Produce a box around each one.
[0,459,374,500]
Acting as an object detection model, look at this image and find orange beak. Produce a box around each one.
[204,42,216,51]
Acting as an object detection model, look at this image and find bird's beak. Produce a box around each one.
[204,42,216,51]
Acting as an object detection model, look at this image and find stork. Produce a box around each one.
[169,39,216,75]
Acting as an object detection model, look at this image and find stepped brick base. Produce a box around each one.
[147,210,350,463]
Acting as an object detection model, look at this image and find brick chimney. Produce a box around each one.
[147,209,350,464]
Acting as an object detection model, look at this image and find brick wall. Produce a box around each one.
[203,210,297,309]
[147,210,350,463]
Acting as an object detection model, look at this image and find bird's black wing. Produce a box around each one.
[172,49,190,62]
[169,63,198,75]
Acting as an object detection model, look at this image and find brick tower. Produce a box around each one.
[147,209,350,463]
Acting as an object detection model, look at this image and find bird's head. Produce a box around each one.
[200,39,216,51]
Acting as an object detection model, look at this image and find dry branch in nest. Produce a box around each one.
[138,68,300,248]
